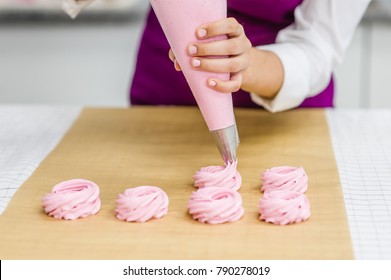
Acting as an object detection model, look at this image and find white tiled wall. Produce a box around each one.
[369,22,391,108]
[335,22,391,108]
[0,0,139,12]
[0,21,145,106]
[334,26,364,108]
[0,1,149,107]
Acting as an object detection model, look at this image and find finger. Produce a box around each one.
[168,49,175,62]
[196,17,244,39]
[188,36,251,57]
[168,49,182,71]
[174,59,182,71]
[191,55,249,74]
[208,72,243,93]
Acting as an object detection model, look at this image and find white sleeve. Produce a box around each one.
[250,0,371,112]
[62,0,95,19]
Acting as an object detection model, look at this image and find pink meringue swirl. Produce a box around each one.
[258,190,311,225]
[261,166,308,193]
[115,186,169,222]
[41,179,101,220]
[188,187,244,224]
[193,160,242,191]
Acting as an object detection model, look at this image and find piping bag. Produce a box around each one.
[150,0,239,164]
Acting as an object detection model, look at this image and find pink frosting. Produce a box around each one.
[193,160,242,191]
[261,166,308,193]
[188,187,244,224]
[41,179,101,220]
[258,190,311,225]
[115,186,169,222]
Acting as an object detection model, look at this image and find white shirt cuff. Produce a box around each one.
[250,43,311,113]
[62,0,94,19]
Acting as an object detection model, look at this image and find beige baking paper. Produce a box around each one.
[0,107,353,259]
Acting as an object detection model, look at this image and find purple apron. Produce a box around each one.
[130,0,334,108]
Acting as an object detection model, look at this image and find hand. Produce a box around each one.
[169,17,252,93]
[169,18,284,99]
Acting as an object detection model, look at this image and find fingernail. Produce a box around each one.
[189,45,197,55]
[209,80,217,87]
[192,59,201,67]
[198,28,207,38]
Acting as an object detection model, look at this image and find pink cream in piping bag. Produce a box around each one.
[150,0,239,163]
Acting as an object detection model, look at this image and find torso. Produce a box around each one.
[130,0,333,108]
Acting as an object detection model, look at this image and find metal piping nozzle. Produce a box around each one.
[211,124,240,164]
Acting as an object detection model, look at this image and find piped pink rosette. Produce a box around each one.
[258,190,311,225]
[188,187,244,224]
[189,160,244,224]
[193,160,242,191]
[115,186,169,222]
[259,166,311,225]
[41,179,101,220]
[261,166,308,193]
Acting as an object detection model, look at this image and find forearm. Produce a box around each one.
[241,48,284,100]
[245,0,370,112]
